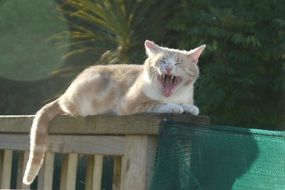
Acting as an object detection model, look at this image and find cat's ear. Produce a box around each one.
[186,45,206,64]
[144,40,161,57]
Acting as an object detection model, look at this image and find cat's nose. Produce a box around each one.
[166,67,173,75]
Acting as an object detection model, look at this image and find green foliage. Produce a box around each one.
[170,0,285,128]
[0,0,284,130]
[53,0,179,74]
[0,0,68,81]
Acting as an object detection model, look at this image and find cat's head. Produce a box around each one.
[144,40,206,97]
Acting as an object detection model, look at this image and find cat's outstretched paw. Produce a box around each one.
[156,103,184,114]
[180,104,199,115]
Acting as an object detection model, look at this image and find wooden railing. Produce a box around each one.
[0,114,208,190]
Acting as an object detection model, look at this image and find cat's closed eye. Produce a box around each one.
[175,62,181,65]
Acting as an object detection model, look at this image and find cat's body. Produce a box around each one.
[23,40,206,184]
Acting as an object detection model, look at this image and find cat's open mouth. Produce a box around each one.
[157,74,182,97]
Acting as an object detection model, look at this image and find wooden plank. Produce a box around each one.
[121,135,157,190]
[0,150,13,189]
[37,152,55,190]
[16,151,30,189]
[93,155,103,190]
[0,115,33,133]
[16,152,23,189]
[0,114,209,135]
[0,150,3,187]
[60,154,78,190]
[85,156,93,190]
[112,156,122,190]
[85,155,103,190]
[0,134,125,155]
[46,135,125,155]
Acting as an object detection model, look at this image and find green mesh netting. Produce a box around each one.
[150,122,285,190]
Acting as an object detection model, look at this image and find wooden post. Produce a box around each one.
[0,150,3,187]
[0,114,209,190]
[60,153,78,190]
[37,152,55,190]
[16,151,30,189]
[0,150,13,189]
[85,155,103,190]
[121,135,157,190]
[112,156,122,190]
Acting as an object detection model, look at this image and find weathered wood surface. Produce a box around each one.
[85,155,103,190]
[0,134,125,155]
[85,155,104,190]
[0,114,209,135]
[121,136,157,190]
[112,156,122,190]
[60,153,78,190]
[16,151,30,189]
[38,152,54,190]
[0,151,3,187]
[0,150,12,189]
[0,114,209,190]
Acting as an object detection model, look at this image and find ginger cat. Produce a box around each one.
[23,40,206,184]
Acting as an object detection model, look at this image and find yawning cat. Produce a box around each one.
[23,40,206,184]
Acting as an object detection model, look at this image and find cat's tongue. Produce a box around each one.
[163,76,173,97]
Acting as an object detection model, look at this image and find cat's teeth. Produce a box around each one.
[171,76,175,80]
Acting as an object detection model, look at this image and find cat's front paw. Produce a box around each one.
[156,103,184,114]
[180,104,199,115]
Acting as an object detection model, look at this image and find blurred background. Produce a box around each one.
[0,0,284,130]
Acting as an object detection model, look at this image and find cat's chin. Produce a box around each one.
[163,90,173,97]
[157,74,182,97]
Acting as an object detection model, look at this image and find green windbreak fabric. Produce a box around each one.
[150,122,285,190]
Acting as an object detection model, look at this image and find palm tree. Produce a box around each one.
[52,0,180,75]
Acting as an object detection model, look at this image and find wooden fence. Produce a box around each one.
[0,114,208,190]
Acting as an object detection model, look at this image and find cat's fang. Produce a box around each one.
[172,76,176,86]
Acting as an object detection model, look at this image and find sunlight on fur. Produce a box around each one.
[23,40,206,184]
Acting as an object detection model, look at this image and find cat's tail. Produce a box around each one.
[23,99,63,185]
